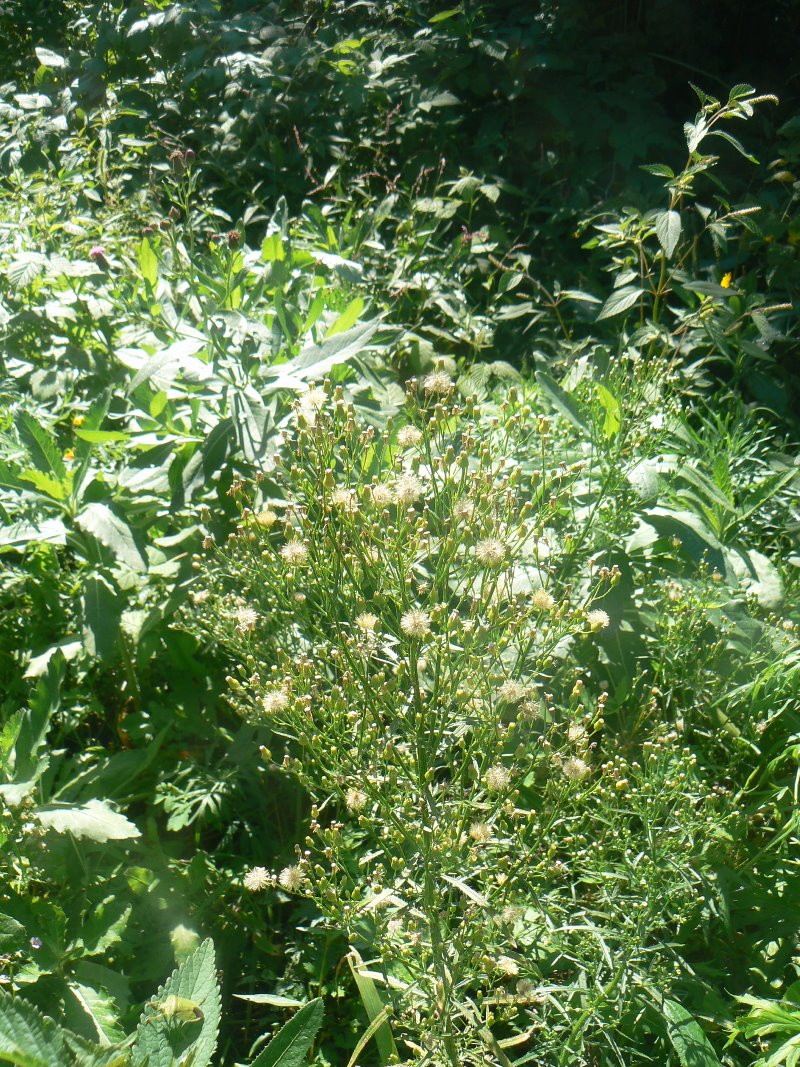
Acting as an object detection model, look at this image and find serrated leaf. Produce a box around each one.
[640,163,675,177]
[655,209,682,258]
[597,285,643,320]
[35,800,140,842]
[134,939,220,1067]
[66,981,125,1045]
[76,504,147,572]
[16,411,67,482]
[663,998,722,1066]
[0,986,69,1067]
[7,252,47,288]
[249,998,323,1066]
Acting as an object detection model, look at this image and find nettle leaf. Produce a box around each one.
[249,999,324,1067]
[597,285,643,320]
[134,939,220,1067]
[662,998,722,1067]
[35,799,141,842]
[655,209,682,258]
[7,251,47,288]
[0,986,69,1067]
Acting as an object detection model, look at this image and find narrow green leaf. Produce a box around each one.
[346,1007,392,1067]
[249,999,323,1066]
[535,371,591,433]
[325,297,364,338]
[16,411,67,481]
[347,950,397,1064]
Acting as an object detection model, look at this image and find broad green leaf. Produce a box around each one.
[662,998,722,1067]
[35,800,140,842]
[261,233,285,262]
[16,411,67,482]
[597,285,643,320]
[596,382,621,437]
[0,987,69,1067]
[655,209,682,258]
[66,981,125,1045]
[0,519,67,550]
[73,430,131,444]
[7,252,47,289]
[76,504,147,572]
[535,370,591,433]
[137,237,158,289]
[249,998,323,1066]
[35,47,67,68]
[134,939,220,1067]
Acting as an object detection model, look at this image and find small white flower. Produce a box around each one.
[278,865,303,892]
[587,608,610,631]
[255,508,278,527]
[649,412,665,430]
[234,605,259,633]
[243,866,271,892]
[355,612,380,632]
[400,609,431,638]
[262,689,290,716]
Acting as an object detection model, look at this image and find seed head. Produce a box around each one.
[485,764,511,793]
[498,680,526,704]
[397,425,423,448]
[469,821,492,844]
[355,612,380,632]
[280,541,309,566]
[562,757,591,781]
[394,472,424,507]
[474,538,507,568]
[422,369,453,396]
[345,788,368,813]
[331,487,359,513]
[496,955,520,977]
[369,483,394,507]
[255,508,278,527]
[532,589,555,612]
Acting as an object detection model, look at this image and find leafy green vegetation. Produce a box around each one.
[0,2,798,1065]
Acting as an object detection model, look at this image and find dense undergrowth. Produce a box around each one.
[0,2,798,1065]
